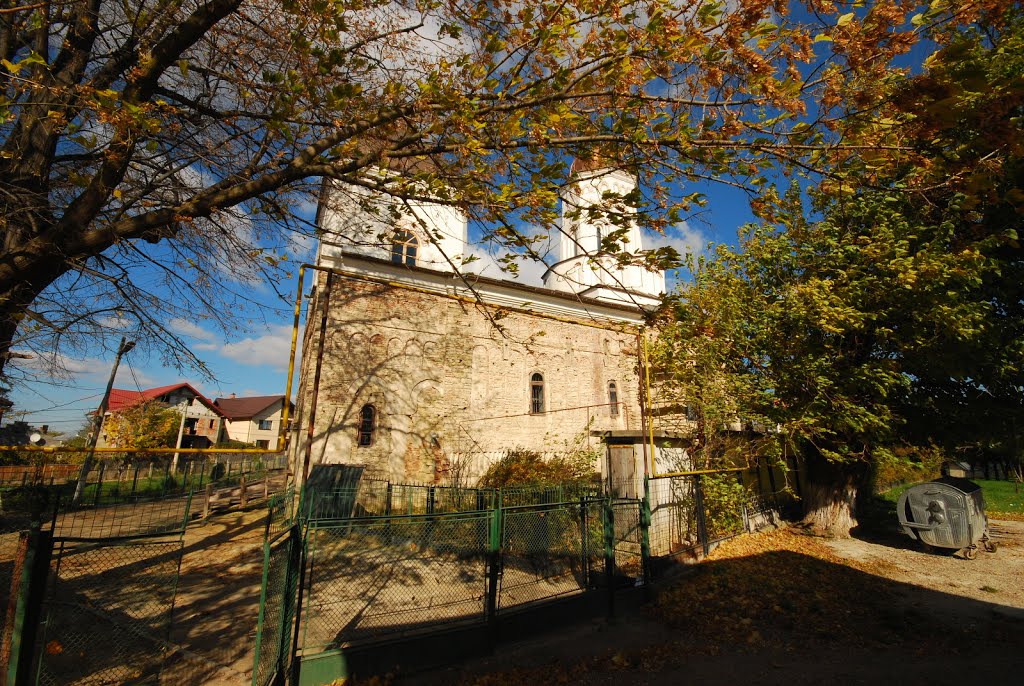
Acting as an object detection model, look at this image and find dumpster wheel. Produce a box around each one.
[963,544,978,560]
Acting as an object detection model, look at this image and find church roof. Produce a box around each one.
[214,395,289,420]
[335,250,652,318]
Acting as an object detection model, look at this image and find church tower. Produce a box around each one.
[542,160,665,308]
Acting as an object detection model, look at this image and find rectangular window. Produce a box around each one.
[258,419,273,431]
[255,439,270,449]
[530,373,545,414]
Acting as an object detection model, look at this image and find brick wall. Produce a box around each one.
[292,273,645,484]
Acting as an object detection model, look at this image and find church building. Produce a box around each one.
[290,161,668,485]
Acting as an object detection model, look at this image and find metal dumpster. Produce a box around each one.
[896,477,995,559]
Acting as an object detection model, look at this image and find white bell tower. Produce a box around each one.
[542,160,665,308]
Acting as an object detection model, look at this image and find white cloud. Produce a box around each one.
[169,318,218,342]
[19,352,99,376]
[643,221,710,260]
[461,245,550,287]
[216,324,295,371]
[113,366,160,389]
[96,315,132,331]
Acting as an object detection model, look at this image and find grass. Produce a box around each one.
[877,478,1024,517]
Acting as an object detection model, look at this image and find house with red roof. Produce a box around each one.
[98,382,225,449]
[214,394,291,450]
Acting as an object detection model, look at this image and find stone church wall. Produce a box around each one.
[293,272,644,485]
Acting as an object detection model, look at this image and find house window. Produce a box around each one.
[258,419,273,431]
[209,419,216,429]
[608,381,619,417]
[390,231,418,266]
[256,439,270,449]
[358,404,377,447]
[530,373,545,414]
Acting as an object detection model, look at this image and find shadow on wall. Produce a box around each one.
[293,278,617,485]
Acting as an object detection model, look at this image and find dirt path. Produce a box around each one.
[406,521,1024,686]
[826,518,1024,621]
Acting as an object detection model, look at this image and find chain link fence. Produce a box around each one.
[252,524,300,686]
[36,537,183,685]
[303,479,602,522]
[301,511,491,654]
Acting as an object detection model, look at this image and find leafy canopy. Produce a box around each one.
[0,0,986,385]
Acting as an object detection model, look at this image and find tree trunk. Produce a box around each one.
[800,448,872,537]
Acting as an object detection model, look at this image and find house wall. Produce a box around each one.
[224,402,286,448]
[291,272,646,484]
[97,390,222,448]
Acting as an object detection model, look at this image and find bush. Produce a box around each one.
[213,440,254,449]
[702,473,752,538]
[874,444,944,491]
[479,447,598,488]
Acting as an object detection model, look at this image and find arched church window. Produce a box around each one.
[357,404,377,447]
[608,381,619,417]
[391,231,418,266]
[530,373,545,414]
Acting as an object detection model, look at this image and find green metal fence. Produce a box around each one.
[249,466,795,685]
[302,479,602,522]
[252,523,301,686]
[301,509,492,652]
[35,536,185,685]
[286,494,645,678]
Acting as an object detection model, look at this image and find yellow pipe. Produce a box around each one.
[643,334,658,475]
[0,446,281,454]
[649,467,746,478]
[276,264,307,453]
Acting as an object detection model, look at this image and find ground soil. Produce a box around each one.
[17,499,1021,684]
[403,519,1024,686]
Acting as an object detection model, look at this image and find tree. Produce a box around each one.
[102,399,180,449]
[0,0,955,384]
[654,6,1024,535]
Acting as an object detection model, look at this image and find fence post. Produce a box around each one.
[485,503,503,646]
[240,476,248,509]
[579,497,590,589]
[203,484,214,520]
[94,462,105,506]
[603,498,615,620]
[3,523,54,685]
[641,477,652,596]
[694,474,709,557]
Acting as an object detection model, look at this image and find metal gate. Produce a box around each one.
[251,524,300,686]
[34,535,184,685]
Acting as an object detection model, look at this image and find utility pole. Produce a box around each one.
[72,337,135,504]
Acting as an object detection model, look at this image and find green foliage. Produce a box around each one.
[874,445,945,490]
[209,462,226,482]
[654,12,1024,530]
[702,474,751,539]
[104,401,180,450]
[213,440,255,449]
[2,0,1002,385]
[0,449,31,466]
[479,447,597,488]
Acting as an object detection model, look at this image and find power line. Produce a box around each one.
[15,392,103,415]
